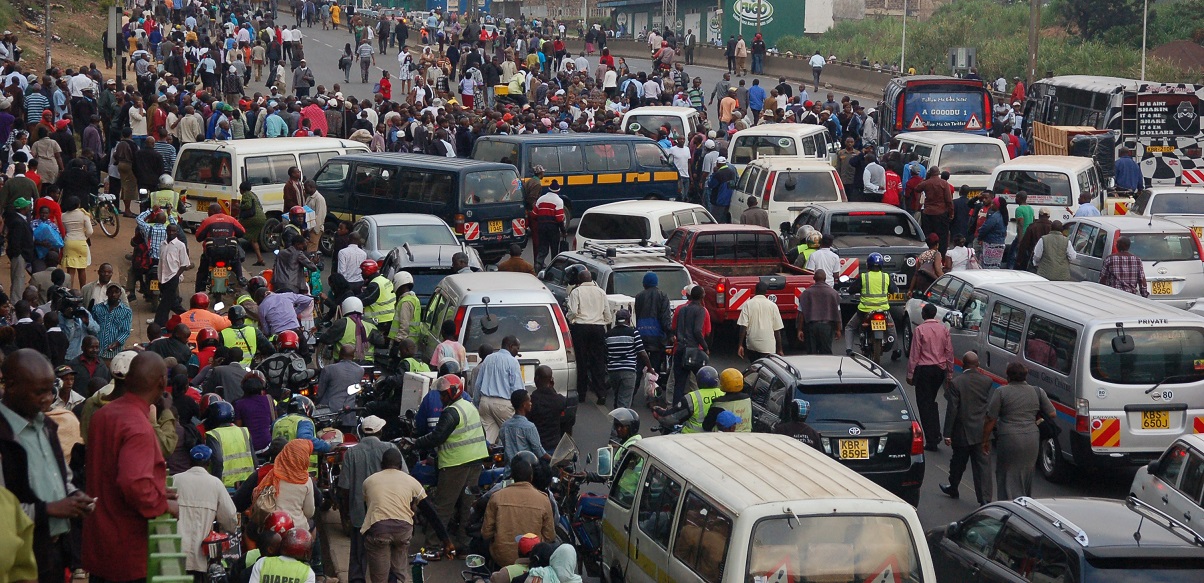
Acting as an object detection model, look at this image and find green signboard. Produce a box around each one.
[723,0,805,49]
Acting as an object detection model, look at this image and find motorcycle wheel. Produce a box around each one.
[98,203,121,238]
[871,337,883,363]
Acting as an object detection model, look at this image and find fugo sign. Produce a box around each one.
[732,0,773,26]
[722,0,803,48]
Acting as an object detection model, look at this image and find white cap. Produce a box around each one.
[110,350,139,379]
[704,139,715,149]
[716,156,728,163]
[361,415,387,435]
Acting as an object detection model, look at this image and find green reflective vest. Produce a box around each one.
[257,556,312,583]
[682,387,724,434]
[271,414,319,476]
[438,399,488,469]
[615,434,641,468]
[714,396,753,432]
[364,276,396,324]
[208,425,254,488]
[221,325,258,366]
[858,271,891,312]
[390,292,422,341]
[337,318,379,363]
[403,357,431,373]
[149,189,179,217]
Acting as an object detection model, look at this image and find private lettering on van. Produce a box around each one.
[1138,318,1171,325]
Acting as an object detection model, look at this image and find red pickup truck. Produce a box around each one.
[664,224,814,325]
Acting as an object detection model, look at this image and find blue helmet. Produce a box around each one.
[866,252,885,269]
[190,444,214,462]
[791,399,811,422]
[205,401,235,426]
[716,410,742,430]
[696,366,719,389]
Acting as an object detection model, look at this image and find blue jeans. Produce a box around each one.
[752,53,763,73]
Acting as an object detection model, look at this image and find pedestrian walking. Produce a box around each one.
[362,448,452,583]
[740,196,770,227]
[984,361,1056,499]
[155,223,192,326]
[671,286,710,404]
[605,309,650,409]
[808,51,825,91]
[1033,221,1076,281]
[567,270,612,404]
[532,181,566,271]
[907,303,953,452]
[940,351,995,504]
[634,271,672,395]
[736,282,784,362]
[527,365,571,453]
[473,336,524,443]
[796,269,841,354]
[338,415,400,583]
[918,169,954,254]
[357,38,376,83]
[1100,236,1149,297]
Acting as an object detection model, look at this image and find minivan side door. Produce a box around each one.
[626,464,684,583]
[982,300,1027,379]
[1066,221,1106,282]
[603,450,647,583]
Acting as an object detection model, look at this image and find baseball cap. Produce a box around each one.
[704,139,715,149]
[716,410,741,430]
[615,309,631,323]
[190,444,214,462]
[12,198,31,210]
[110,350,139,379]
[55,365,75,378]
[361,415,387,435]
[716,156,727,164]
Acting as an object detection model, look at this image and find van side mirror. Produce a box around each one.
[595,446,614,478]
[943,311,964,329]
[537,270,546,279]
[945,521,961,539]
[1147,458,1162,476]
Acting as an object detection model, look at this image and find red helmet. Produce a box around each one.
[435,374,465,401]
[289,205,306,218]
[197,327,219,348]
[280,528,314,561]
[200,393,225,411]
[276,330,300,350]
[263,511,295,535]
[190,292,211,310]
[360,259,379,278]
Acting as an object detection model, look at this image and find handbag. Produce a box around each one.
[1033,385,1061,441]
[249,483,277,526]
[965,248,982,270]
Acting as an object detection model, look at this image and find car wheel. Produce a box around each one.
[901,315,913,355]
[1039,436,1073,484]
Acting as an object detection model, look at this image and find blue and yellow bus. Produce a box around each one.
[470,134,681,221]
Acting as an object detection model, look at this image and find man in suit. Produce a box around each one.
[940,350,995,504]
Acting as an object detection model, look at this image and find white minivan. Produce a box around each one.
[895,131,1009,194]
[726,124,833,174]
[620,106,701,142]
[601,433,935,583]
[989,155,1106,229]
[729,158,846,228]
[573,200,714,250]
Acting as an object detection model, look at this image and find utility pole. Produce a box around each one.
[1027,0,1039,85]
[1140,0,1149,80]
[756,0,762,34]
[899,0,907,73]
[44,0,52,70]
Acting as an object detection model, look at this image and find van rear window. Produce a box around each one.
[578,213,650,241]
[748,515,922,583]
[463,170,522,206]
[1124,232,1200,262]
[1090,328,1204,385]
[175,149,232,187]
[939,143,1006,176]
[731,135,797,165]
[772,171,841,203]
[463,305,561,353]
[995,170,1072,206]
[473,141,521,166]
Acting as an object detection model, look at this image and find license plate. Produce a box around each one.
[839,439,870,460]
[213,267,229,278]
[888,293,906,302]
[1151,280,1174,295]
[488,220,503,233]
[1147,145,1177,153]
[1141,410,1171,430]
[149,279,159,291]
[870,319,887,331]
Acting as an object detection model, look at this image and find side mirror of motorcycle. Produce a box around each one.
[213,302,225,312]
[347,383,363,396]
[464,555,486,569]
[595,447,613,479]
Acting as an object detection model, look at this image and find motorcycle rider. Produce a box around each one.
[148,174,182,221]
[234,276,269,326]
[221,305,273,367]
[131,208,170,302]
[773,399,823,451]
[195,327,221,370]
[281,205,309,248]
[194,203,248,292]
[701,368,752,432]
[168,292,231,346]
[653,365,721,434]
[203,400,259,492]
[843,251,899,356]
[256,330,314,398]
[248,528,317,583]
[387,271,420,343]
[396,338,430,374]
[405,373,489,549]
[786,226,820,267]
[270,393,331,477]
[413,360,459,437]
[315,297,385,366]
[586,408,642,491]
[358,260,395,335]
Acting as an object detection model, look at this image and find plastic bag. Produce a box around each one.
[642,369,660,400]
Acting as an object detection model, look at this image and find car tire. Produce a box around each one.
[900,314,913,356]
[1039,436,1073,484]
[899,487,920,508]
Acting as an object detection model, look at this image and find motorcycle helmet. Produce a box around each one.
[789,399,811,422]
[246,276,268,294]
[435,374,465,401]
[289,205,307,224]
[696,366,719,389]
[360,259,380,278]
[200,393,226,411]
[341,296,364,315]
[392,270,414,288]
[158,174,174,189]
[276,330,300,350]
[437,360,462,377]
[197,327,220,348]
[866,252,885,269]
[289,395,315,417]
[806,229,822,246]
[190,292,211,310]
[228,304,247,325]
[263,511,295,535]
[205,401,235,426]
[719,368,744,393]
[509,450,537,473]
[608,407,640,436]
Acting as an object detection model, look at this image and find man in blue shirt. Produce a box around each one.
[1114,146,1144,192]
[498,389,549,463]
[747,78,766,124]
[474,335,524,443]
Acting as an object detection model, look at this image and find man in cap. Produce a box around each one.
[532,180,566,271]
[338,415,401,583]
[3,195,35,294]
[174,444,238,576]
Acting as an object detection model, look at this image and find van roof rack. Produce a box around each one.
[580,241,670,264]
[1014,497,1090,547]
[1127,496,1204,547]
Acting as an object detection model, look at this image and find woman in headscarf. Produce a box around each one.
[253,438,315,530]
[527,543,581,583]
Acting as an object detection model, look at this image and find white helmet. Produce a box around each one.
[391,271,414,288]
[158,174,174,189]
[341,296,364,315]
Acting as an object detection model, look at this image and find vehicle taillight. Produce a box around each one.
[1191,229,1204,262]
[983,93,993,132]
[895,93,906,131]
[834,172,846,199]
[215,261,226,268]
[715,283,726,307]
[1075,398,1090,433]
[871,312,887,322]
[453,213,466,234]
[452,306,468,338]
[553,305,575,362]
[910,421,925,456]
[1111,229,1122,255]
[763,171,776,201]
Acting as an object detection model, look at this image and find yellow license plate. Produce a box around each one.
[488,220,503,233]
[870,319,887,331]
[149,279,159,291]
[1147,145,1177,153]
[888,293,906,301]
[839,439,870,460]
[1152,280,1174,295]
[1141,410,1171,430]
[213,267,229,278]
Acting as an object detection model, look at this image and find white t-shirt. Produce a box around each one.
[737,295,784,353]
[806,248,841,278]
[668,145,691,177]
[947,246,973,271]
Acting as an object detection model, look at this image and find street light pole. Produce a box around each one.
[1140,0,1148,80]
[899,0,907,73]
[44,0,51,70]
[1027,0,1039,85]
[756,0,762,35]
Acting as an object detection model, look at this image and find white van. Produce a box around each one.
[574,200,714,250]
[729,158,846,228]
[989,155,1105,229]
[895,131,1009,194]
[173,138,368,237]
[620,106,701,142]
[726,124,833,174]
[601,433,935,583]
[420,272,575,393]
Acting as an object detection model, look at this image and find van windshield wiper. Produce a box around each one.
[1146,374,1199,395]
[815,418,866,429]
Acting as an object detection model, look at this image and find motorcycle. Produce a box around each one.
[200,525,242,583]
[549,435,610,578]
[313,404,360,534]
[858,309,897,363]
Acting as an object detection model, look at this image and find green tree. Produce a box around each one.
[1057,0,1148,41]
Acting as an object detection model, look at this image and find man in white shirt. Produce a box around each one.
[737,281,784,362]
[175,445,238,574]
[567,270,612,404]
[337,232,368,291]
[155,224,192,326]
[68,70,94,98]
[574,54,589,74]
[808,51,825,91]
[862,154,887,200]
[303,180,326,252]
[667,137,691,201]
[806,235,842,278]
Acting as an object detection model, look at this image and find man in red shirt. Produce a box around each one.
[194,203,247,292]
[907,303,954,452]
[83,351,177,582]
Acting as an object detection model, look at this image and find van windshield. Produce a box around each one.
[472,141,521,166]
[463,305,561,353]
[939,143,1006,175]
[175,149,233,187]
[578,213,650,240]
[994,170,1072,206]
[748,515,923,583]
[463,170,522,206]
[626,115,685,140]
[1124,232,1200,262]
[1146,193,1204,215]
[1090,328,1204,385]
[773,171,841,203]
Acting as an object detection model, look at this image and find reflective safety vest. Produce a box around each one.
[682,387,724,434]
[714,396,753,432]
[615,434,642,467]
[801,246,816,264]
[271,414,319,476]
[337,317,380,363]
[403,357,431,373]
[391,292,422,340]
[220,325,258,366]
[207,425,254,488]
[256,556,312,583]
[858,271,891,312]
[364,275,396,324]
[235,295,259,329]
[437,398,488,469]
[149,189,179,218]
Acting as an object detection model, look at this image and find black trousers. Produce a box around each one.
[913,364,945,447]
[949,442,993,504]
[806,321,835,355]
[155,274,183,326]
[921,213,951,255]
[534,224,561,270]
[571,323,607,402]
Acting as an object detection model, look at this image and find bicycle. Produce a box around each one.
[89,192,121,238]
